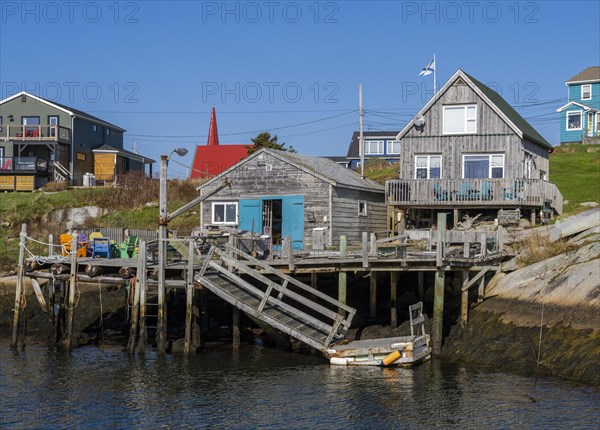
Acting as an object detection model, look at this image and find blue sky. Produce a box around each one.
[1,0,599,177]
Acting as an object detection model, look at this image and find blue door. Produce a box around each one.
[239,199,262,233]
[282,195,304,249]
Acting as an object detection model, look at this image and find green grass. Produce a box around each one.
[550,145,600,214]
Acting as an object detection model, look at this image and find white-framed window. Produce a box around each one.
[364,140,384,155]
[596,113,600,134]
[443,104,477,135]
[0,116,3,132]
[212,202,238,224]
[105,128,111,136]
[92,125,97,133]
[415,155,442,179]
[581,84,592,100]
[463,154,504,179]
[358,200,367,216]
[566,111,582,130]
[386,140,400,155]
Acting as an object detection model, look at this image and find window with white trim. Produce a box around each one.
[581,84,592,100]
[463,154,504,179]
[415,155,442,179]
[364,140,384,155]
[443,104,477,134]
[567,111,582,130]
[212,202,238,224]
[386,140,400,155]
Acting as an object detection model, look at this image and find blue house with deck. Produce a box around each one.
[557,66,600,145]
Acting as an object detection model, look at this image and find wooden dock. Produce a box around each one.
[13,215,508,357]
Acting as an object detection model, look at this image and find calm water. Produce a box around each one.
[1,341,598,429]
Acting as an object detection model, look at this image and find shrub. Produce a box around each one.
[42,181,70,192]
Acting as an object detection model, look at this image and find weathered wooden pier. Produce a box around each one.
[11,212,508,359]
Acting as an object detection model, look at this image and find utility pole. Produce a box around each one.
[359,83,364,178]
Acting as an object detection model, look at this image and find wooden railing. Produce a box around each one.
[386,178,563,214]
[0,157,48,174]
[1,125,71,144]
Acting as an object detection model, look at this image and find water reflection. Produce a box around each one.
[0,341,598,429]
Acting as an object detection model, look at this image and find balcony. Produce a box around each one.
[1,125,71,144]
[385,178,563,214]
[0,157,48,174]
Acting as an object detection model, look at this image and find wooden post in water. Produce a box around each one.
[192,287,201,352]
[64,231,79,350]
[370,271,377,320]
[184,240,194,355]
[478,276,486,303]
[417,271,424,302]
[11,223,27,349]
[461,270,469,326]
[338,235,347,313]
[127,244,144,354]
[432,213,446,356]
[390,271,398,328]
[137,241,147,354]
[232,308,240,350]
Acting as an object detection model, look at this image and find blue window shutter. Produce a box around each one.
[282,195,304,250]
[239,199,262,233]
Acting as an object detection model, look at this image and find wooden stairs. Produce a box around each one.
[195,245,356,352]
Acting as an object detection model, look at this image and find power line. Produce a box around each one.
[126,110,356,138]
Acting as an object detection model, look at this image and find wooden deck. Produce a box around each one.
[386,178,563,214]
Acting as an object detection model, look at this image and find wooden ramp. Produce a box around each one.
[195,245,356,352]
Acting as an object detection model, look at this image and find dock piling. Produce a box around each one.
[10,223,27,349]
[432,213,447,356]
[184,240,194,355]
[369,272,377,320]
[338,236,347,313]
[64,231,78,350]
[390,271,398,328]
[232,307,240,350]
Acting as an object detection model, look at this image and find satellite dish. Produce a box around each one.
[414,115,425,127]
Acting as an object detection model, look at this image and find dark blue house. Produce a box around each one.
[557,66,600,145]
[345,131,401,170]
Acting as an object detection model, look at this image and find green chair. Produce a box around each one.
[117,235,138,259]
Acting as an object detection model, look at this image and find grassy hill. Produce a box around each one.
[549,145,600,213]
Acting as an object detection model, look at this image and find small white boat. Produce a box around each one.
[326,302,432,367]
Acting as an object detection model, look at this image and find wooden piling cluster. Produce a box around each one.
[12,223,505,356]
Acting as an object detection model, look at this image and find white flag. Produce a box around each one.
[419,58,435,76]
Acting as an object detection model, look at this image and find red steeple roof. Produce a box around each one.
[207,106,219,146]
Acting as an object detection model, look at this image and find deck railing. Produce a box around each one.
[386,178,563,214]
[0,125,71,144]
[0,157,48,174]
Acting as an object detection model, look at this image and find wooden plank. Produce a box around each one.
[222,245,356,315]
[30,278,47,311]
[461,267,491,291]
[219,254,342,323]
[196,275,326,351]
[461,270,469,326]
[204,267,335,336]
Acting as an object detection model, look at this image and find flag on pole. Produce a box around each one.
[419,58,435,76]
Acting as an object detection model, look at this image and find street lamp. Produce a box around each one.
[156,147,187,353]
